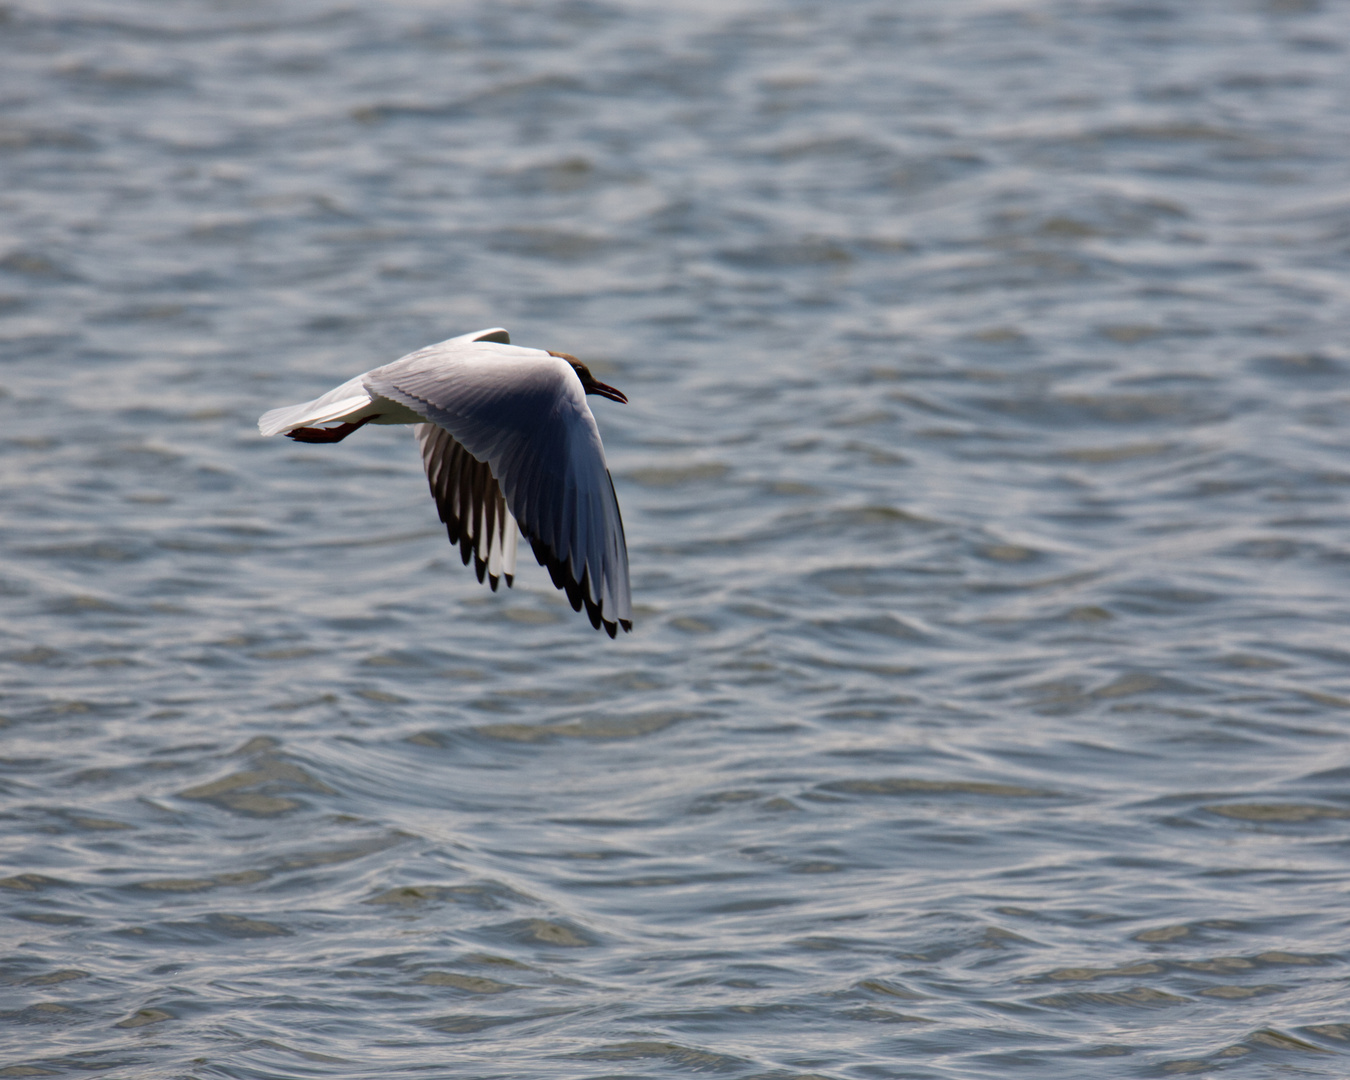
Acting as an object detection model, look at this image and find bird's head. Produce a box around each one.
[550,351,628,403]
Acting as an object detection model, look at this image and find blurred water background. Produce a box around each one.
[4,0,1350,1076]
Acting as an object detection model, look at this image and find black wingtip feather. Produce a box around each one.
[526,534,625,634]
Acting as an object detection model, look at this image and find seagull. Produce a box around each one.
[259,328,632,637]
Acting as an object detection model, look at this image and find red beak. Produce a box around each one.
[589,379,628,404]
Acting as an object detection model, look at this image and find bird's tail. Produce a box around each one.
[258,373,373,436]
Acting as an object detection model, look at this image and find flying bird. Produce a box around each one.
[258,328,632,636]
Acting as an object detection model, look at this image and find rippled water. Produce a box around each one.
[4,0,1350,1076]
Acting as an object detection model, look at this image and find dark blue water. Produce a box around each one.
[4,0,1350,1076]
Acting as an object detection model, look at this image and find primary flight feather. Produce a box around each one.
[259,328,632,637]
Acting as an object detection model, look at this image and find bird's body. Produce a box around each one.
[259,328,632,636]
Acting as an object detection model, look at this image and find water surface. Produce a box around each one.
[4,0,1350,1076]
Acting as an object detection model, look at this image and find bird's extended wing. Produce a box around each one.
[415,422,519,591]
[364,342,632,636]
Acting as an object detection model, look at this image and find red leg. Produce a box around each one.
[285,415,380,443]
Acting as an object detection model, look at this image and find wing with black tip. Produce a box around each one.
[414,422,518,590]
